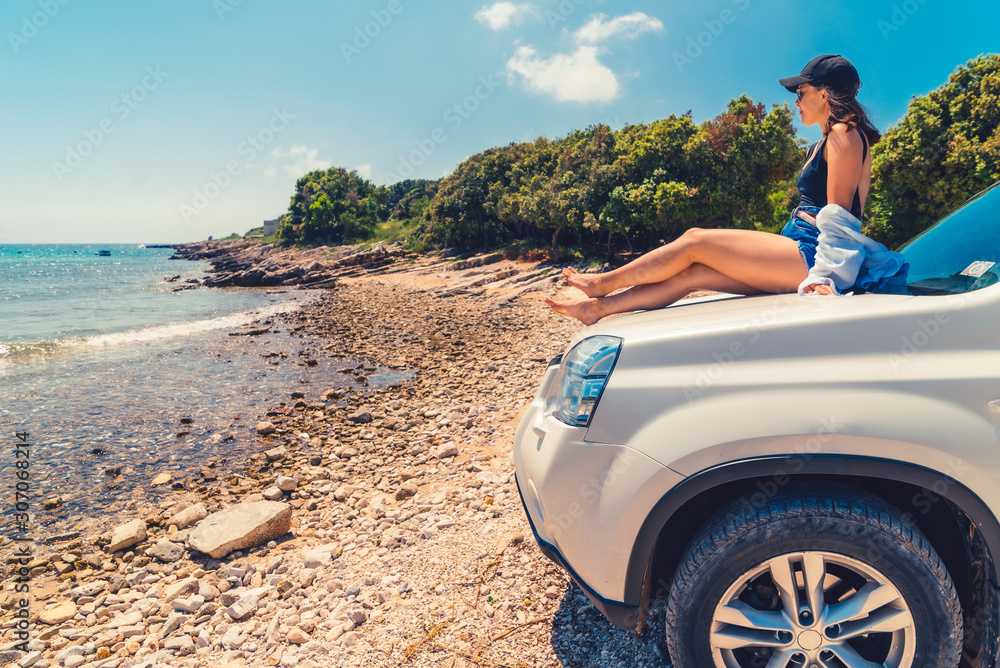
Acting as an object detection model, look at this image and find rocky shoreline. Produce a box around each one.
[2,242,670,668]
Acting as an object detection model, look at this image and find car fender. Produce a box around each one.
[611,387,1000,511]
[623,453,1000,607]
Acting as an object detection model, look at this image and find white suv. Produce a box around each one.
[514,183,1000,668]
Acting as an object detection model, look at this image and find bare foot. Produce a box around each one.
[562,267,606,298]
[545,295,605,325]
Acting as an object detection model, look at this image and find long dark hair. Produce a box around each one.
[824,84,881,145]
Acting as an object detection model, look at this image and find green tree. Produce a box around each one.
[868,54,1000,248]
[281,167,382,245]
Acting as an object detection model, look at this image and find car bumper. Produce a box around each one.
[512,365,684,631]
[514,473,643,631]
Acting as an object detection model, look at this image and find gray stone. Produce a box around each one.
[55,646,85,662]
[171,595,205,614]
[276,476,297,492]
[256,421,277,436]
[147,539,185,563]
[433,443,459,459]
[302,544,340,569]
[71,580,107,598]
[340,631,362,646]
[163,634,195,654]
[186,501,292,559]
[164,577,200,602]
[106,610,144,629]
[395,483,417,501]
[168,503,208,529]
[17,650,42,667]
[161,612,189,635]
[227,593,259,620]
[347,409,372,424]
[262,486,284,501]
[107,519,146,552]
[476,471,502,485]
[221,625,246,649]
[264,447,286,462]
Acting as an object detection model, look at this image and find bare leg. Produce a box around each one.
[564,228,808,297]
[547,263,767,325]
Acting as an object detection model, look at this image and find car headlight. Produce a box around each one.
[544,335,622,427]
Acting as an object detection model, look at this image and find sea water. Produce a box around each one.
[0,244,392,540]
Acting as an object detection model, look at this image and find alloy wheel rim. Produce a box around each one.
[709,551,915,668]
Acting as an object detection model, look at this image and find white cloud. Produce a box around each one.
[355,164,372,180]
[574,12,664,44]
[474,2,538,30]
[267,145,331,178]
[506,45,619,103]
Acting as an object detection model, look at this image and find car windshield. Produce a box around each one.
[897,182,1000,295]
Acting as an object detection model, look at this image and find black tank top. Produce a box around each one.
[797,126,869,219]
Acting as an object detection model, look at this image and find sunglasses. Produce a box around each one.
[796,85,825,101]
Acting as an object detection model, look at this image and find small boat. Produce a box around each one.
[96,250,112,256]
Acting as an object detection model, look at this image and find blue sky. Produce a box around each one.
[1,0,996,244]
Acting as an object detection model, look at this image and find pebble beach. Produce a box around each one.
[2,242,673,668]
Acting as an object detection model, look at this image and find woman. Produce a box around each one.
[547,55,883,325]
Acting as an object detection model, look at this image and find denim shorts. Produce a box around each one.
[780,206,822,269]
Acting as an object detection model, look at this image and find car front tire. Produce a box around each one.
[664,488,963,668]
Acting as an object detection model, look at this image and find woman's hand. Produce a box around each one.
[802,282,836,295]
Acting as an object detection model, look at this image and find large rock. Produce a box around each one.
[38,601,77,625]
[186,501,292,558]
[107,519,146,553]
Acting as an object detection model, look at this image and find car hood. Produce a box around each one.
[574,291,916,352]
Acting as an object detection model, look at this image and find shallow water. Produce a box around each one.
[0,245,407,542]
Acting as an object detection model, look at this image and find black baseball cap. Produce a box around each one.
[779,54,860,94]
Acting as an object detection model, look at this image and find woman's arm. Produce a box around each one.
[824,122,864,211]
[800,124,865,295]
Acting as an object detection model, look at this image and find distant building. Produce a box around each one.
[263,218,280,237]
